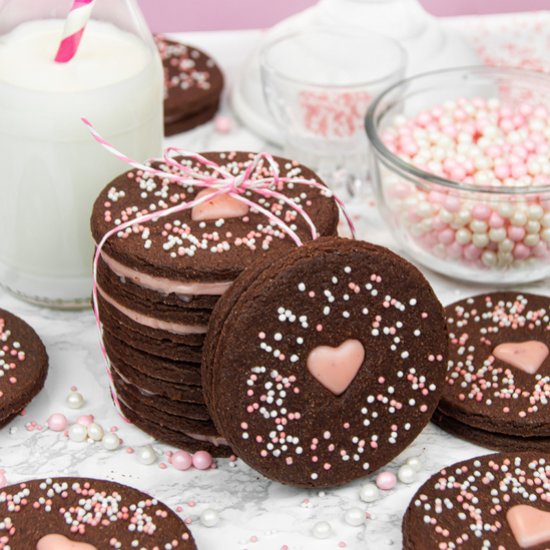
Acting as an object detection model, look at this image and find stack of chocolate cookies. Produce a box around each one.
[91,151,339,456]
[155,35,224,136]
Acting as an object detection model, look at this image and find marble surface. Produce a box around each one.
[1,14,550,550]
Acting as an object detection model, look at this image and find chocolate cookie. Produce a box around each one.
[402,452,550,550]
[155,35,224,135]
[203,237,448,488]
[103,331,202,385]
[119,398,232,457]
[91,152,339,284]
[0,477,196,549]
[432,408,550,452]
[0,308,48,427]
[435,292,550,451]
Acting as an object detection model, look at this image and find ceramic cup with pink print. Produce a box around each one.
[260,28,406,196]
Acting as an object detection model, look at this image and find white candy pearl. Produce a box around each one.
[311,521,332,539]
[68,423,87,442]
[344,508,365,527]
[455,228,471,245]
[482,251,497,267]
[136,445,157,465]
[65,391,85,410]
[200,509,220,527]
[406,457,423,472]
[87,423,104,442]
[102,432,120,451]
[472,233,489,248]
[397,464,417,484]
[359,482,380,503]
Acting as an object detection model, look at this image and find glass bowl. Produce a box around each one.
[366,66,550,285]
[260,28,406,195]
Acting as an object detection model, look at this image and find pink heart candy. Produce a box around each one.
[507,504,550,548]
[307,339,365,396]
[191,189,249,221]
[36,534,97,550]
[493,340,549,375]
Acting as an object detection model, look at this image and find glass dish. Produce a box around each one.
[366,66,550,285]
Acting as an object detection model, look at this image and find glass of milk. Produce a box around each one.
[0,0,163,308]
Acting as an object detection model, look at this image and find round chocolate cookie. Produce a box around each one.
[0,477,196,548]
[155,35,224,135]
[435,292,550,451]
[91,151,339,285]
[203,237,448,488]
[402,452,550,550]
[0,308,48,427]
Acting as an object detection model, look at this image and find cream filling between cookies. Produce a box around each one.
[100,252,233,296]
[97,285,208,335]
[184,432,228,447]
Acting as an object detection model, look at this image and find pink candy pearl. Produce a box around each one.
[47,413,68,432]
[438,228,455,245]
[76,415,94,427]
[471,204,491,220]
[488,212,505,228]
[513,244,531,260]
[192,451,213,470]
[376,471,397,491]
[508,226,526,242]
[214,115,232,134]
[172,450,193,471]
[464,244,482,261]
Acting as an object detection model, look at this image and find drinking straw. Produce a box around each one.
[54,0,96,63]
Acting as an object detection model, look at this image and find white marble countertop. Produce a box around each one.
[1,13,549,550]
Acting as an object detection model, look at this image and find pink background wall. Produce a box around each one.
[139,0,549,33]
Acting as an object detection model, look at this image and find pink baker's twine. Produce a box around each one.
[55,0,96,64]
[83,118,356,421]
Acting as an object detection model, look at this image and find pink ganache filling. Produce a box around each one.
[97,285,208,335]
[100,252,233,296]
[184,432,228,447]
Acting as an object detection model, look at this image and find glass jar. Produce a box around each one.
[0,0,163,308]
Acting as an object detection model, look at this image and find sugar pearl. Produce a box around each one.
[87,423,104,442]
[47,413,68,432]
[192,450,213,470]
[68,423,87,442]
[76,415,94,427]
[311,521,332,539]
[200,508,220,527]
[406,457,423,472]
[172,450,193,471]
[136,445,157,465]
[102,432,120,451]
[65,391,85,409]
[344,508,365,527]
[359,483,380,503]
[397,464,417,484]
[376,471,397,491]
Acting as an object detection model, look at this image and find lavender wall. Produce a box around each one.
[138,0,549,32]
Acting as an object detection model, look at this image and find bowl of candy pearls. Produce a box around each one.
[366,66,550,284]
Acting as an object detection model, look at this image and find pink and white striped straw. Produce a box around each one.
[55,0,96,63]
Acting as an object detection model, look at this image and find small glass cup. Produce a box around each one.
[260,28,406,195]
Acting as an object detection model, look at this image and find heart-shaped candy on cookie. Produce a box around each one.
[37,535,97,550]
[307,339,364,396]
